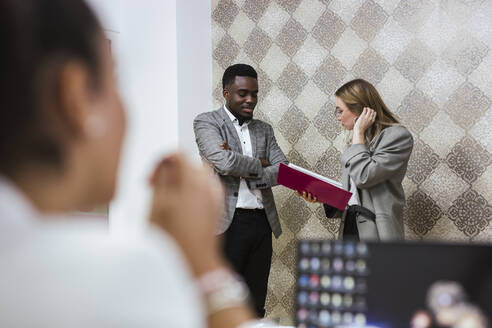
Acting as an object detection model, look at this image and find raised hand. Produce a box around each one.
[149,153,225,275]
[353,107,376,144]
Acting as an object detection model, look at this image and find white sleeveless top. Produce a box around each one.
[0,178,206,328]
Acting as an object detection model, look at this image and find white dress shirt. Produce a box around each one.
[0,177,205,328]
[348,177,361,206]
[224,106,263,209]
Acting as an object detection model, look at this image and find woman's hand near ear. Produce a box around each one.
[353,107,376,144]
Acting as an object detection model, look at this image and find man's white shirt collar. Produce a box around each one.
[223,105,250,126]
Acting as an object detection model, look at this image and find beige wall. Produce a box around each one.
[211,0,492,323]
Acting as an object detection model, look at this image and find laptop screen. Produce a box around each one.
[295,240,492,328]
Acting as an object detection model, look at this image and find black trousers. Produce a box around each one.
[222,208,272,318]
[343,205,376,241]
[343,208,360,241]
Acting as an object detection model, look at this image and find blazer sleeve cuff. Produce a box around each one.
[323,204,340,218]
[248,158,263,178]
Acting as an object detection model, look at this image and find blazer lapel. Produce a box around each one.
[248,120,258,158]
[218,107,242,154]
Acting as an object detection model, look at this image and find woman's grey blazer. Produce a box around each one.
[325,125,414,241]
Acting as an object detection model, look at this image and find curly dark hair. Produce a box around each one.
[222,63,257,90]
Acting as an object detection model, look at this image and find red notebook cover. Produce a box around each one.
[277,163,352,210]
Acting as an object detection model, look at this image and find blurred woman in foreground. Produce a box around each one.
[0,0,255,327]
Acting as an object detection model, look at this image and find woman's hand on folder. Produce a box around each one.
[297,191,319,203]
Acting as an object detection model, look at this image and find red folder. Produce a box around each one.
[277,163,352,210]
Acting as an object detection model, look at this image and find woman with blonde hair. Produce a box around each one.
[300,79,414,241]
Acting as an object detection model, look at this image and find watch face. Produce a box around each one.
[296,240,369,328]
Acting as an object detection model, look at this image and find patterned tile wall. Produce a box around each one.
[211,0,492,324]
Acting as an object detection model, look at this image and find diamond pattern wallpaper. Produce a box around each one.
[211,0,492,323]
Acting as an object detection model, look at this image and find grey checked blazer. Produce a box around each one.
[193,107,288,238]
[325,125,414,241]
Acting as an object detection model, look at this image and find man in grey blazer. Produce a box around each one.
[193,64,287,317]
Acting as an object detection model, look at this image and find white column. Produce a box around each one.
[109,0,179,235]
[176,0,213,159]
[89,0,212,234]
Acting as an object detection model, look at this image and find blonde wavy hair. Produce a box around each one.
[335,79,400,144]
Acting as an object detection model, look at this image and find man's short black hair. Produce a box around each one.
[222,64,258,90]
